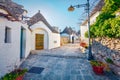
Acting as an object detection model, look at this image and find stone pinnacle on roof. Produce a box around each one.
[38,10,40,13]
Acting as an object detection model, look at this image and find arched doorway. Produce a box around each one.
[35,34,44,50]
[31,28,49,50]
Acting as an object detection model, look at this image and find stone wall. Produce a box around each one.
[92,37,120,75]
[60,37,69,46]
[92,38,120,59]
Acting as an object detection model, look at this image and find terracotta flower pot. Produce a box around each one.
[80,42,87,47]
[16,75,24,80]
[92,66,104,75]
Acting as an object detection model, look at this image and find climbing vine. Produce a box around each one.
[85,0,120,38]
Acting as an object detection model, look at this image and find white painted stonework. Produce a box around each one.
[0,7,60,78]
[69,34,74,43]
[80,25,88,42]
[49,33,60,49]
[30,21,60,50]
[90,12,100,25]
[80,11,100,42]
[0,17,31,77]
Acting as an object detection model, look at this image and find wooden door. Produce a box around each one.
[35,34,44,50]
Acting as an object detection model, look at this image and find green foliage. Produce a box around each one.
[105,58,113,64]
[88,0,120,38]
[90,60,104,66]
[0,69,27,80]
[85,31,88,38]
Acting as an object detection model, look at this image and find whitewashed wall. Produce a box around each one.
[49,33,60,49]
[31,28,48,50]
[80,25,88,43]
[30,21,60,50]
[90,12,100,25]
[0,17,31,77]
[23,25,31,58]
[80,11,100,42]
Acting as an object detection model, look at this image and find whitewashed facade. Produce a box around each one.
[0,1,60,77]
[0,16,31,77]
[30,21,60,50]
[28,11,60,50]
[80,12,100,42]
[80,0,104,43]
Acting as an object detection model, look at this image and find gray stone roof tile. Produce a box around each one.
[61,27,74,35]
[28,11,58,33]
[0,0,26,21]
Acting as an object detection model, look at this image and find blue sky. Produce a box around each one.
[13,0,98,31]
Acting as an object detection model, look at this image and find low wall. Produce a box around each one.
[92,37,120,75]
[92,38,120,58]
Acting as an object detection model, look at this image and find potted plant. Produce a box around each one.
[105,58,114,70]
[80,42,88,53]
[80,42,87,48]
[90,60,104,75]
[1,68,27,80]
[105,58,113,64]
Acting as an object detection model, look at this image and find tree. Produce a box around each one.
[85,0,120,38]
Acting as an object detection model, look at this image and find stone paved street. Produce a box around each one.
[20,43,120,80]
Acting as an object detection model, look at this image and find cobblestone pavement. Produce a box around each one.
[20,43,120,80]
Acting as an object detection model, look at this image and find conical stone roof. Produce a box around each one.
[28,11,58,33]
[0,0,26,21]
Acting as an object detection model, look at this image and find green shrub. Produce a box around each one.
[105,58,113,64]
[90,60,104,66]
[89,0,120,38]
[0,69,27,80]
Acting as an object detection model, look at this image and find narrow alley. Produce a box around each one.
[20,42,118,80]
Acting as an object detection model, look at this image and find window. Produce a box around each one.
[4,27,11,43]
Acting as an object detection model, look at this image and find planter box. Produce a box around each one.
[16,75,24,80]
[92,66,104,75]
[0,69,27,80]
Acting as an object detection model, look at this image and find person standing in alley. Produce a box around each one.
[72,36,74,44]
